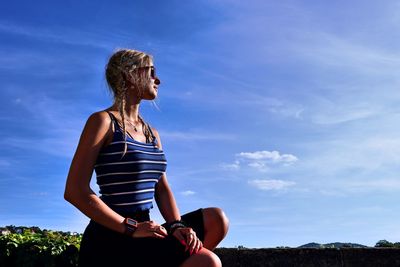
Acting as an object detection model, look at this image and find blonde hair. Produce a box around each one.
[105,48,156,158]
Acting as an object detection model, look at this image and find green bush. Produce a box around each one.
[0,226,81,267]
[374,240,400,248]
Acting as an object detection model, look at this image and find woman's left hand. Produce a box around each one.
[172,227,203,255]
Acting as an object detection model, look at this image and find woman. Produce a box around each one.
[64,49,229,267]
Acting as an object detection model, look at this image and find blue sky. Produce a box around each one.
[1,0,400,248]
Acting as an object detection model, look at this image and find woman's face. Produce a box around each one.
[141,65,160,100]
[127,62,160,101]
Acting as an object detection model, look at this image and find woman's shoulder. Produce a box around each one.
[74,111,114,152]
[87,110,112,123]
[83,110,113,133]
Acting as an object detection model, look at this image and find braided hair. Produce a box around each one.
[105,49,156,158]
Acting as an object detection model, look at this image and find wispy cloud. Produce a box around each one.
[1,135,79,159]
[0,92,89,158]
[219,160,240,171]
[342,178,400,193]
[300,136,400,177]
[183,1,400,128]
[181,190,196,196]
[220,150,298,173]
[309,97,383,125]
[160,130,236,141]
[236,93,305,119]
[248,179,296,191]
[292,31,400,77]
[315,177,400,196]
[165,85,305,120]
[0,20,112,50]
[238,150,298,163]
[239,150,298,172]
[287,133,400,197]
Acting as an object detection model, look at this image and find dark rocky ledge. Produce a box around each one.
[214,248,400,267]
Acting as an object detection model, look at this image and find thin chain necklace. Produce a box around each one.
[125,118,142,132]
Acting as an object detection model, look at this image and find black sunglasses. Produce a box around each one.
[137,66,156,79]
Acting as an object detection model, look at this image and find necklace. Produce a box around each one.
[125,118,141,132]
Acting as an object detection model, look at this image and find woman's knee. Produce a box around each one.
[180,248,221,267]
[203,207,229,237]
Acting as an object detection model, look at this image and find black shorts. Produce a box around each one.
[78,208,205,267]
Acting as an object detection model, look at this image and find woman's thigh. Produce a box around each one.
[78,219,192,267]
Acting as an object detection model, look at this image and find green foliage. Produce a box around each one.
[374,240,400,248]
[0,225,82,267]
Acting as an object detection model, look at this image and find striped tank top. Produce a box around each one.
[94,112,167,214]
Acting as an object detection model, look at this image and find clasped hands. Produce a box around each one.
[131,220,202,255]
[172,226,203,255]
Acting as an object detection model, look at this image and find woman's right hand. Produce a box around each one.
[132,220,168,239]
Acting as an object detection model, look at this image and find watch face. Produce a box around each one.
[126,218,138,227]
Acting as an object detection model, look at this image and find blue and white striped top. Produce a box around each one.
[94,112,167,214]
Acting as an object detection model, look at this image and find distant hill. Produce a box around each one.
[298,242,368,248]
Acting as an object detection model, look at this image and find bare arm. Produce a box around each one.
[64,111,126,234]
[153,129,203,254]
[153,128,181,223]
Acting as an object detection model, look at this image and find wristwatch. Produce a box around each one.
[123,218,138,237]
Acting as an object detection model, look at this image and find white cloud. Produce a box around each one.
[238,150,298,164]
[219,160,240,170]
[247,161,268,171]
[220,150,298,173]
[181,190,196,196]
[248,179,296,191]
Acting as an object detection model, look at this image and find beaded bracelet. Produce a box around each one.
[166,220,187,235]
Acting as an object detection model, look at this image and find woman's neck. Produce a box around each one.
[112,103,140,122]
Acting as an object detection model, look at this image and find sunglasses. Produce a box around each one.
[136,66,156,79]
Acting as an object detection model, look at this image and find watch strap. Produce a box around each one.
[123,217,138,237]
